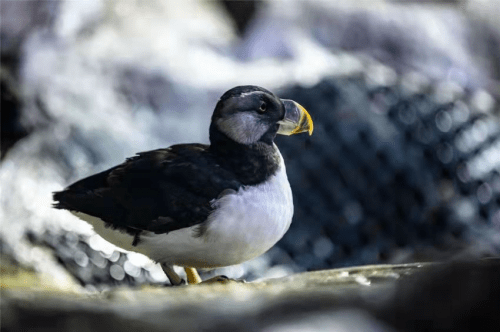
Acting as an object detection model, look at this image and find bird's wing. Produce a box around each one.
[53,144,242,234]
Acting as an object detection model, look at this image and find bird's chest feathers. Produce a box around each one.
[203,165,293,261]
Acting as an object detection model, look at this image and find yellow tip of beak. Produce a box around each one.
[277,100,314,136]
[293,103,314,136]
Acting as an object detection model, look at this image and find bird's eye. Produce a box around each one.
[259,102,267,113]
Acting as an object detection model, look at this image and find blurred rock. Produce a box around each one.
[0,237,82,294]
[376,259,500,332]
[220,0,262,36]
[0,0,58,67]
[2,260,499,332]
[304,1,500,89]
[0,262,424,332]
[1,70,29,159]
[0,0,58,157]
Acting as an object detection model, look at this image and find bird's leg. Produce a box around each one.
[161,263,185,286]
[184,267,202,284]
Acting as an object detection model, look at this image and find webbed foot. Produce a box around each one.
[200,275,246,284]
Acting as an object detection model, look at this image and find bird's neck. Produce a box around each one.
[209,124,281,185]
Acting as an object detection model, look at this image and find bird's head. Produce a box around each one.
[211,86,313,145]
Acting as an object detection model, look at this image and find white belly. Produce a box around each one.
[74,153,294,268]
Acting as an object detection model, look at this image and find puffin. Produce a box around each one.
[53,85,313,285]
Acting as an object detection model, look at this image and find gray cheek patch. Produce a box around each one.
[216,113,269,145]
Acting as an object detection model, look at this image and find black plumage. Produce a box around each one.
[53,142,280,237]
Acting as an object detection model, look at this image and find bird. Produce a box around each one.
[53,85,313,285]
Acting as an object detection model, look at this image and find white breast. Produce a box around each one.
[73,149,294,269]
[201,152,294,265]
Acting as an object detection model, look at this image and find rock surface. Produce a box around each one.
[2,259,500,332]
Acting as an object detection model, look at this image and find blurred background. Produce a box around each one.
[2,0,500,290]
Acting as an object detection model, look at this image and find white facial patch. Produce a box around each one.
[216,112,269,145]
